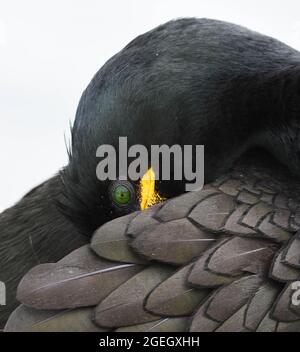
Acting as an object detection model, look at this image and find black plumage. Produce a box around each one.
[2,18,300,330]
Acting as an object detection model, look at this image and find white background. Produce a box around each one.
[1,0,300,211]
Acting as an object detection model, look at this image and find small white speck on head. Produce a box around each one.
[29,235,40,264]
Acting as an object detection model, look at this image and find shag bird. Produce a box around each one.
[2,18,300,331]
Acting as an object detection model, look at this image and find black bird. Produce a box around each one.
[1,18,300,328]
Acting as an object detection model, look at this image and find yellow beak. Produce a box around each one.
[139,167,165,210]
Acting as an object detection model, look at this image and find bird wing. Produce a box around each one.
[5,157,300,332]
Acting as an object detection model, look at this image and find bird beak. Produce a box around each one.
[139,167,165,210]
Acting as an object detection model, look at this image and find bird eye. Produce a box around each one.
[113,185,131,205]
[109,181,136,209]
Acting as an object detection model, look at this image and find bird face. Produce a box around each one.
[60,163,185,237]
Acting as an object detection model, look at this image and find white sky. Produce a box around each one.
[1,0,300,211]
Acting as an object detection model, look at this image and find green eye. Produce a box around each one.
[113,185,132,205]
